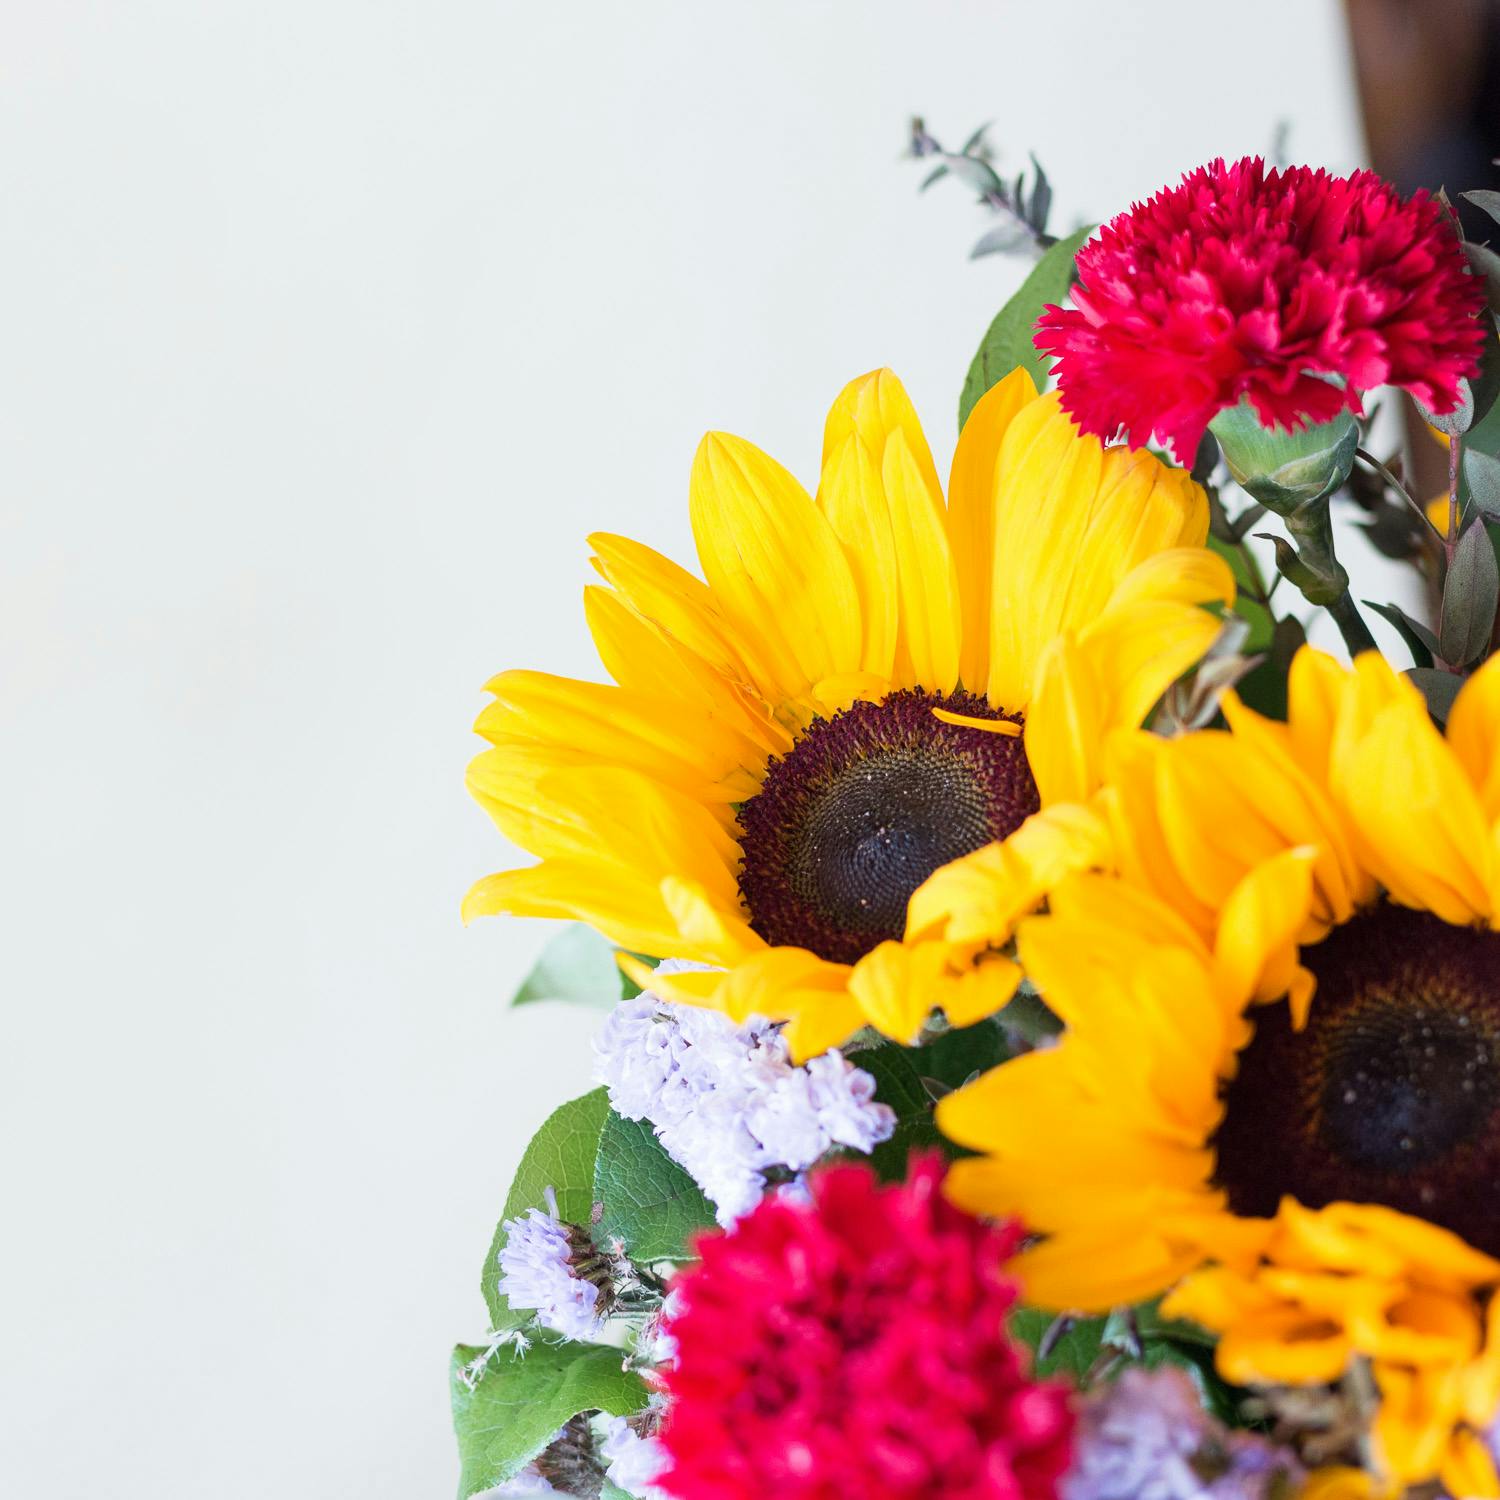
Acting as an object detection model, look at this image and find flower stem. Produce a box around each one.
[1447,432,1462,567]
[1354,445,1444,542]
[1325,588,1379,658]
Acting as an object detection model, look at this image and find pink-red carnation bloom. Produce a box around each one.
[1034,156,1487,459]
[655,1156,1073,1500]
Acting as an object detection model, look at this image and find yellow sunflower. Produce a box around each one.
[464,366,1231,1058]
[937,647,1500,1493]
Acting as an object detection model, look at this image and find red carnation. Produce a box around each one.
[654,1156,1073,1500]
[1034,156,1487,460]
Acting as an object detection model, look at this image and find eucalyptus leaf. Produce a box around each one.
[970,222,1031,260]
[593,1111,716,1263]
[1407,667,1467,726]
[1364,600,1437,669]
[450,1340,648,1498]
[1027,155,1052,234]
[483,1089,612,1329]
[1418,381,1477,437]
[1466,448,1500,520]
[1464,189,1500,229]
[944,153,1004,195]
[959,224,1094,428]
[1439,519,1499,666]
[1465,242,1500,317]
[510,925,626,1010]
[958,120,992,155]
[1430,263,1500,429]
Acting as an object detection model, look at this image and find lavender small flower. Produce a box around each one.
[599,1414,668,1500]
[497,1187,606,1342]
[1063,1367,1301,1500]
[593,963,895,1225]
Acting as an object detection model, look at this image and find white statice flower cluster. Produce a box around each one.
[598,1415,669,1500]
[593,960,896,1225]
[496,1186,605,1342]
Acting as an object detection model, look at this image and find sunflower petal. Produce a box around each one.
[1447,653,1500,822]
[816,434,899,680]
[947,368,1039,693]
[847,939,951,1044]
[882,429,963,693]
[690,431,864,704]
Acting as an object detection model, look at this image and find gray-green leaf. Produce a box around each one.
[1469,243,1500,318]
[1364,600,1437,669]
[1464,190,1500,229]
[1440,519,1499,667]
[1466,449,1500,521]
[450,1340,648,1498]
[593,1111,716,1262]
[1407,667,1467,725]
[483,1089,612,1329]
[958,224,1094,429]
[510,924,628,1009]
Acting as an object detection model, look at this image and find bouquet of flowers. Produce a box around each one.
[450,139,1500,1500]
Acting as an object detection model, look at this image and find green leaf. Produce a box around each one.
[855,1040,932,1115]
[1128,1298,1218,1350]
[1010,1301,1240,1420]
[1234,613,1305,723]
[1440,519,1499,667]
[1407,667,1466,726]
[856,1042,946,1179]
[917,1017,1009,1090]
[450,1340,648,1498]
[1364,600,1437,669]
[996,982,1063,1047]
[1208,535,1275,652]
[958,224,1093,429]
[855,1030,1012,1181]
[1009,1307,1110,1383]
[483,1089,612,1329]
[510,925,627,1009]
[593,1111,717,1263]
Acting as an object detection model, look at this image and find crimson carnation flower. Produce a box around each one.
[654,1156,1073,1500]
[1034,156,1487,460]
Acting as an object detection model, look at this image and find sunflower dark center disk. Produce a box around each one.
[1212,904,1500,1254]
[735,689,1036,967]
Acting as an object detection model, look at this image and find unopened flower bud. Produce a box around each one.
[1208,399,1357,515]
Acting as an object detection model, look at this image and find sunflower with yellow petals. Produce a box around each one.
[464,367,1231,1058]
[937,647,1500,1494]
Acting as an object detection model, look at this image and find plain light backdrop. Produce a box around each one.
[2,3,1378,1494]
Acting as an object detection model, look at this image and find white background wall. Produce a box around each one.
[2,4,1370,1495]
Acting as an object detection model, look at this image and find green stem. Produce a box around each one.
[1325,589,1379,658]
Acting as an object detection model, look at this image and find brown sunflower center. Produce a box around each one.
[735,689,1037,967]
[1212,904,1500,1254]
